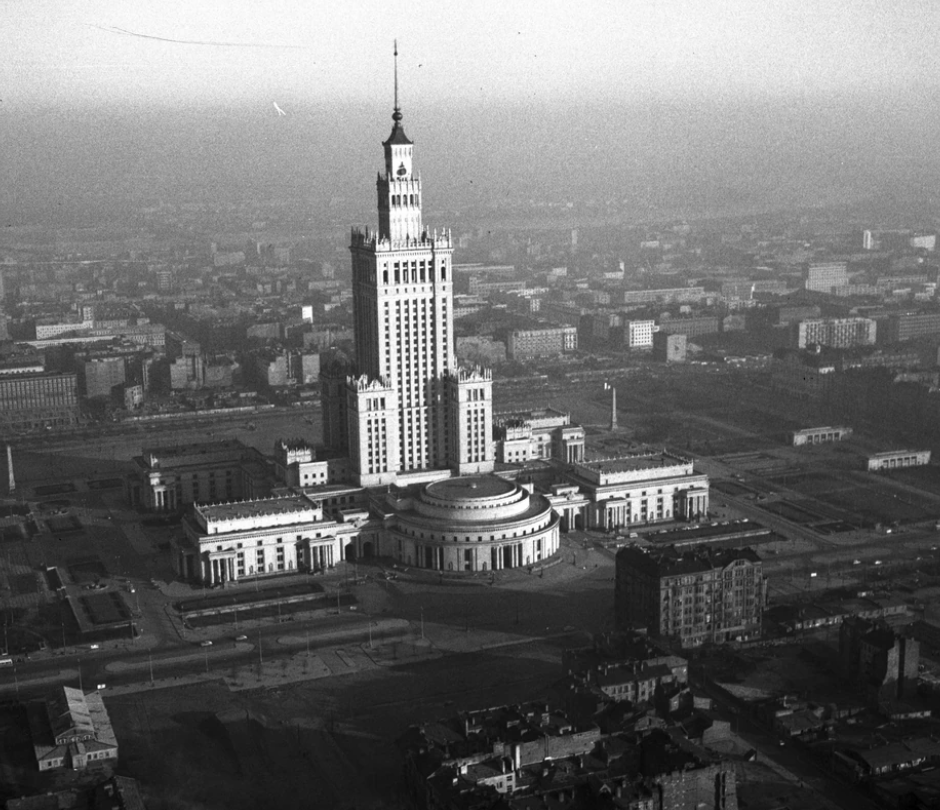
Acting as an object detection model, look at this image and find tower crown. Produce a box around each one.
[383,40,413,177]
[377,40,421,242]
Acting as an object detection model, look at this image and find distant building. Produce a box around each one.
[578,312,621,349]
[621,287,706,306]
[910,234,936,252]
[204,355,236,388]
[625,319,655,349]
[795,317,876,349]
[246,322,282,341]
[0,371,79,431]
[254,351,289,387]
[166,331,203,390]
[803,261,849,293]
[878,311,940,344]
[303,327,354,351]
[866,449,930,472]
[28,687,118,771]
[652,331,687,363]
[770,349,836,400]
[564,632,689,704]
[791,426,853,446]
[399,704,737,809]
[126,439,272,511]
[657,315,719,339]
[720,279,788,299]
[840,617,919,702]
[615,545,766,648]
[456,336,507,366]
[468,277,526,296]
[569,452,709,530]
[273,438,348,488]
[493,408,585,466]
[506,326,577,360]
[78,355,126,399]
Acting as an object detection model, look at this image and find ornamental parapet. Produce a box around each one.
[350,226,453,251]
[448,365,493,383]
[346,374,394,392]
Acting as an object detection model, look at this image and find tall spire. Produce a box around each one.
[393,39,401,124]
[383,40,412,148]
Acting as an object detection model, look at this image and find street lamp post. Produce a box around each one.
[420,608,425,640]
[148,653,154,686]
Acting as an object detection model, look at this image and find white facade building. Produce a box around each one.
[626,320,655,349]
[867,450,931,472]
[568,453,709,531]
[380,475,560,573]
[176,493,366,585]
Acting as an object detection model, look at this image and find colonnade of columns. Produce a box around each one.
[681,491,708,520]
[205,556,235,586]
[151,487,176,511]
[199,541,338,586]
[410,539,538,572]
[306,544,335,572]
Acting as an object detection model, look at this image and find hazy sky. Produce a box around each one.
[5,0,940,108]
[4,1,940,226]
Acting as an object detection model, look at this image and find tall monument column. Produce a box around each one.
[6,444,14,496]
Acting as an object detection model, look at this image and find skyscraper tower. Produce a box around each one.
[340,44,493,487]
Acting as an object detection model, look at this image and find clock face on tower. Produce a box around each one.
[397,163,407,177]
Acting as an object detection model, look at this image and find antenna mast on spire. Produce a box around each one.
[393,40,400,119]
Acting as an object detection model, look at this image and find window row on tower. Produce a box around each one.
[381,259,448,285]
[389,194,419,207]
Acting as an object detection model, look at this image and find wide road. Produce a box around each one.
[0,612,408,700]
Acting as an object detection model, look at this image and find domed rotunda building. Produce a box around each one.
[378,475,560,573]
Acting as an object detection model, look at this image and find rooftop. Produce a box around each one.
[195,493,318,522]
[617,545,762,577]
[425,475,515,502]
[581,453,682,474]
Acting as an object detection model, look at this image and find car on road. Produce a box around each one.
[234,634,248,642]
[199,640,213,647]
[89,644,100,650]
